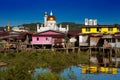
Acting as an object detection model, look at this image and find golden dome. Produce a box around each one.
[47,15,56,21]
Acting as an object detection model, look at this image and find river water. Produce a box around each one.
[1,65,120,80]
[60,66,120,80]
[34,66,120,80]
[2,62,119,80]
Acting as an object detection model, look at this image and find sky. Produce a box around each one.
[0,0,120,26]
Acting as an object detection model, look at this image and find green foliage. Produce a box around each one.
[0,67,33,80]
[0,50,89,80]
[38,72,65,80]
[22,22,42,31]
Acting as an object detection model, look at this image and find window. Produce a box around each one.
[97,28,101,32]
[108,28,113,31]
[37,37,39,41]
[86,28,90,32]
[46,37,49,41]
[106,38,115,43]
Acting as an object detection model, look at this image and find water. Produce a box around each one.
[31,66,120,80]
[1,65,120,80]
[60,66,120,80]
[34,68,51,80]
[0,66,7,71]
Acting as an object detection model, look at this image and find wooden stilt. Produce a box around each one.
[109,48,112,66]
[78,47,80,54]
[115,47,118,67]
[72,47,75,53]
[103,47,106,67]
[89,47,91,57]
[66,47,68,54]
[51,45,54,51]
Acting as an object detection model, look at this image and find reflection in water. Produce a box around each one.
[67,66,77,80]
[34,68,51,80]
[60,66,120,80]
[33,66,120,80]
[0,66,7,71]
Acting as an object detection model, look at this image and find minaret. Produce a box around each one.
[44,12,48,27]
[50,11,53,16]
[37,24,39,32]
[67,25,69,31]
[7,22,10,32]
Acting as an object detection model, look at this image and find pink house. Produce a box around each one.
[31,30,66,47]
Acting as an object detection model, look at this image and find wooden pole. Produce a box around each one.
[109,48,112,66]
[51,44,54,51]
[115,47,118,67]
[103,47,106,67]
[66,47,68,54]
[89,47,91,67]
[103,47,104,54]
[78,47,80,54]
[89,47,91,57]
[72,47,75,53]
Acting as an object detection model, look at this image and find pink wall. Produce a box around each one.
[32,36,52,45]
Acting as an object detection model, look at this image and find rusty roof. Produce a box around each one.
[68,30,80,37]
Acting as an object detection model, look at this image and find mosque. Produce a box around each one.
[32,11,69,47]
[37,11,69,33]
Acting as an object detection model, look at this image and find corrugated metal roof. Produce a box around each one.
[68,30,80,37]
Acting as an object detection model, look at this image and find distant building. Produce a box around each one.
[37,11,69,33]
[0,27,5,32]
[12,26,29,32]
[85,18,97,26]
